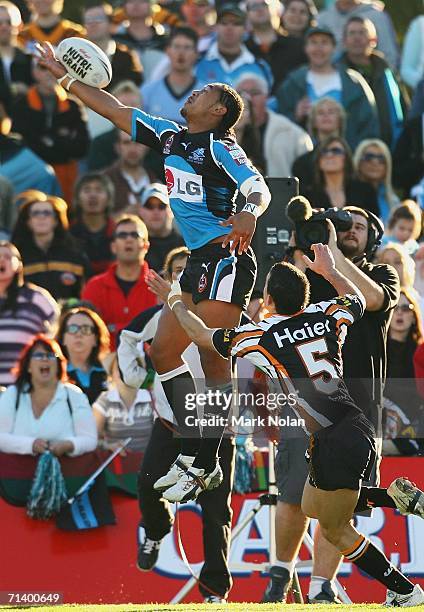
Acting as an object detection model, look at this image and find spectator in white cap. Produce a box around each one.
[139,183,184,273]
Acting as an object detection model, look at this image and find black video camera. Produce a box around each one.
[286,196,353,253]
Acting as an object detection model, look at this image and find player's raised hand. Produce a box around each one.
[302,243,336,277]
[220,211,256,254]
[35,42,67,79]
[146,269,171,302]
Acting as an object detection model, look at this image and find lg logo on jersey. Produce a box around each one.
[165,167,203,202]
[181,181,201,196]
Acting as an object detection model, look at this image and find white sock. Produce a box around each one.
[274,559,295,577]
[308,575,328,599]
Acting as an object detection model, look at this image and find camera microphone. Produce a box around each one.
[286,196,314,224]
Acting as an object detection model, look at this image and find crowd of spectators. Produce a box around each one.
[0,0,424,463]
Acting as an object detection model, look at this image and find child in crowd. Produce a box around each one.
[381,200,422,256]
[93,354,154,453]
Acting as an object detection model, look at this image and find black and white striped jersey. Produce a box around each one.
[212,294,365,432]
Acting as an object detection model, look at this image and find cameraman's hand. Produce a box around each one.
[288,231,307,272]
[326,220,342,262]
[302,243,336,277]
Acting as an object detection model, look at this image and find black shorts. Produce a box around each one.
[276,436,309,504]
[307,411,377,492]
[179,242,257,310]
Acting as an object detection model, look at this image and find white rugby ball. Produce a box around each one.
[56,37,112,89]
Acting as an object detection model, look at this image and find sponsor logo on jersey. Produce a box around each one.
[273,320,331,348]
[165,168,174,194]
[224,144,247,166]
[198,273,207,293]
[164,167,203,202]
[223,329,231,343]
[187,147,205,164]
[163,135,174,155]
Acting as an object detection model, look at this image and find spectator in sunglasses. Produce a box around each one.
[303,135,379,214]
[138,183,184,273]
[0,335,97,456]
[56,307,110,405]
[354,139,399,225]
[11,191,92,302]
[82,215,157,350]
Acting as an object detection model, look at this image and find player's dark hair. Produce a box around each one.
[168,26,198,48]
[215,84,244,137]
[267,262,310,315]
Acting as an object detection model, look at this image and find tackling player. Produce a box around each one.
[147,243,424,607]
[37,43,271,496]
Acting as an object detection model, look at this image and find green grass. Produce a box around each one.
[11,605,424,612]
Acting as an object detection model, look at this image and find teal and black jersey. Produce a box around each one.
[131,108,266,250]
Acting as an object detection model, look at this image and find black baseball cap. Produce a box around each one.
[217,3,247,22]
[305,25,336,43]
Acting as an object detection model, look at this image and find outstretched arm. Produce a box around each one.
[37,42,133,134]
[147,271,217,350]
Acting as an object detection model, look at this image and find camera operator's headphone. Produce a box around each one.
[344,207,384,260]
[365,210,384,258]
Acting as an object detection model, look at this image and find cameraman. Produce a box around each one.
[262,204,400,604]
